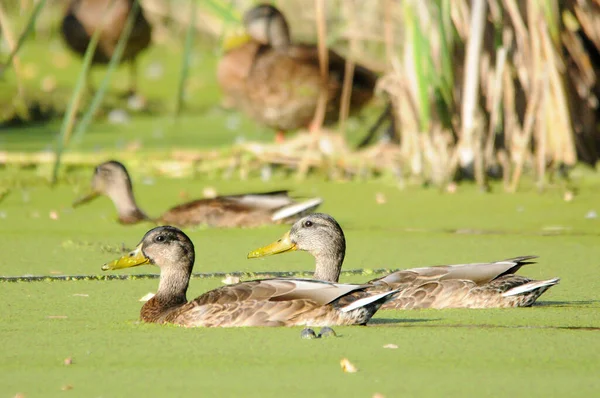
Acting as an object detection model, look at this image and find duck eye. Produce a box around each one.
[303,220,313,228]
[155,235,165,243]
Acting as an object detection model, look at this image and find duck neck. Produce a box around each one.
[141,267,190,322]
[313,250,344,283]
[106,183,148,223]
[155,267,190,306]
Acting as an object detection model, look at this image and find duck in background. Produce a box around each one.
[61,0,152,95]
[248,213,560,309]
[73,161,323,228]
[218,3,378,143]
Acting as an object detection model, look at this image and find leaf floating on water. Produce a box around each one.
[222,275,240,285]
[139,292,155,302]
[72,294,89,297]
[340,358,358,373]
[145,62,164,80]
[375,192,387,205]
[203,187,218,198]
[47,316,68,319]
[41,76,58,93]
[61,385,73,391]
[126,140,142,152]
[563,191,574,202]
[127,94,146,111]
[108,109,130,125]
[446,182,458,194]
[383,344,398,349]
[63,357,73,365]
[22,63,38,80]
[179,190,189,200]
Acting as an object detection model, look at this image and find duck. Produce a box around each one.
[61,0,152,94]
[247,213,561,309]
[101,226,398,327]
[217,3,378,142]
[73,160,323,228]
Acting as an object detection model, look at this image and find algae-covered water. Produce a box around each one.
[2,34,600,398]
[1,171,600,397]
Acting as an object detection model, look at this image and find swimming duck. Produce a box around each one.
[61,0,152,94]
[217,4,378,142]
[102,226,398,327]
[247,213,560,309]
[73,161,323,228]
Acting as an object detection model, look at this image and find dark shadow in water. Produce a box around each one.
[371,323,600,332]
[534,300,600,308]
[368,318,440,326]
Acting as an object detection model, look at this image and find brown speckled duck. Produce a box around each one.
[102,226,398,327]
[248,213,560,309]
[73,160,323,227]
[61,0,152,93]
[73,161,323,228]
[218,4,378,142]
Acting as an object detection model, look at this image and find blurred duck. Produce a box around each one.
[61,0,152,94]
[73,161,323,228]
[248,213,560,309]
[217,4,378,142]
[101,226,398,327]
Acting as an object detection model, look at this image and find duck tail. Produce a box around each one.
[340,289,399,313]
[494,255,539,278]
[271,197,324,222]
[501,278,560,298]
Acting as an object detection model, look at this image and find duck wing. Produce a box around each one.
[173,279,395,327]
[372,256,538,287]
[369,256,559,309]
[160,191,321,227]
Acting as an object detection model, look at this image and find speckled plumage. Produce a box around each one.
[369,258,559,309]
[62,0,152,64]
[248,214,560,309]
[103,226,397,327]
[74,161,322,228]
[217,4,377,135]
[61,0,152,92]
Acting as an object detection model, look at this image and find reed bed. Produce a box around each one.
[2,0,600,191]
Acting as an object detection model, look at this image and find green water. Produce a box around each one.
[1,172,600,397]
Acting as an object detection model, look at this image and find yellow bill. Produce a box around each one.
[247,231,297,259]
[222,32,251,51]
[102,244,150,271]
